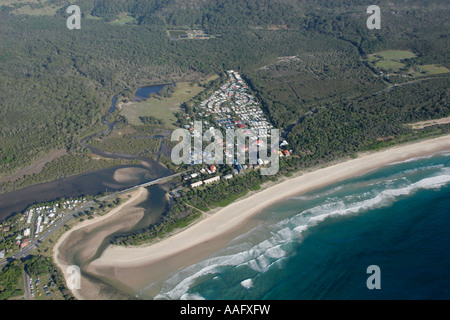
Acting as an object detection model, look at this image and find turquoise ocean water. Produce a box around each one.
[144,150,450,300]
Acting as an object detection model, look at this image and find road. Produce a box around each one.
[23,270,31,300]
[0,171,188,267]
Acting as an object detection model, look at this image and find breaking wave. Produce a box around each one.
[152,157,450,300]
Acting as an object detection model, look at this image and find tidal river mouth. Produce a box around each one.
[0,84,169,222]
[0,161,172,221]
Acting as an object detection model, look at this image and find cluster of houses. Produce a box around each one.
[182,164,228,189]
[180,70,293,167]
[172,70,293,194]
[200,70,273,137]
[20,198,86,246]
[184,164,218,180]
[184,165,219,188]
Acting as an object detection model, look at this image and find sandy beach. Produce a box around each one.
[53,187,150,300]
[54,134,450,299]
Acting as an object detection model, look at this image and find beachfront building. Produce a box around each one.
[191,181,204,188]
[203,176,221,185]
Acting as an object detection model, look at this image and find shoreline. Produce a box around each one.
[54,134,450,299]
[53,187,148,300]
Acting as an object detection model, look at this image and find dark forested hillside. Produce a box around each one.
[0,0,448,187]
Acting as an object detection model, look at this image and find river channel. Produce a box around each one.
[0,84,170,222]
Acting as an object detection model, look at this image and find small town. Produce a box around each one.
[174,70,293,192]
[200,70,273,136]
[0,197,87,259]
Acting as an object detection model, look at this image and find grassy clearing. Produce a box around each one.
[368,50,449,78]
[120,82,205,128]
[109,12,137,25]
[410,64,450,77]
[375,60,406,72]
[12,3,63,16]
[88,135,162,156]
[372,50,417,61]
[86,14,103,21]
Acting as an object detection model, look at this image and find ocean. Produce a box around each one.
[143,150,450,300]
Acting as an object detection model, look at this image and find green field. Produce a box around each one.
[368,50,416,72]
[86,14,103,21]
[12,3,63,16]
[410,64,450,77]
[121,82,206,128]
[367,50,449,76]
[375,60,406,72]
[371,50,417,61]
[109,12,137,25]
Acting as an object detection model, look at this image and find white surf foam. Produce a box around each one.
[387,151,449,166]
[240,279,253,289]
[180,292,205,300]
[154,169,450,300]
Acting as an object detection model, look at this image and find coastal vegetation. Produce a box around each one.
[113,196,203,246]
[0,259,23,300]
[24,255,74,300]
[1,0,448,185]
[0,0,448,279]
[0,255,74,300]
[113,169,275,246]
[87,135,163,158]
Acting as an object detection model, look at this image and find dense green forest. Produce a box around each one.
[0,259,23,299]
[0,0,448,192]
[0,255,74,300]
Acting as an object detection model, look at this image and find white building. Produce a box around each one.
[191,181,204,188]
[203,176,221,185]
